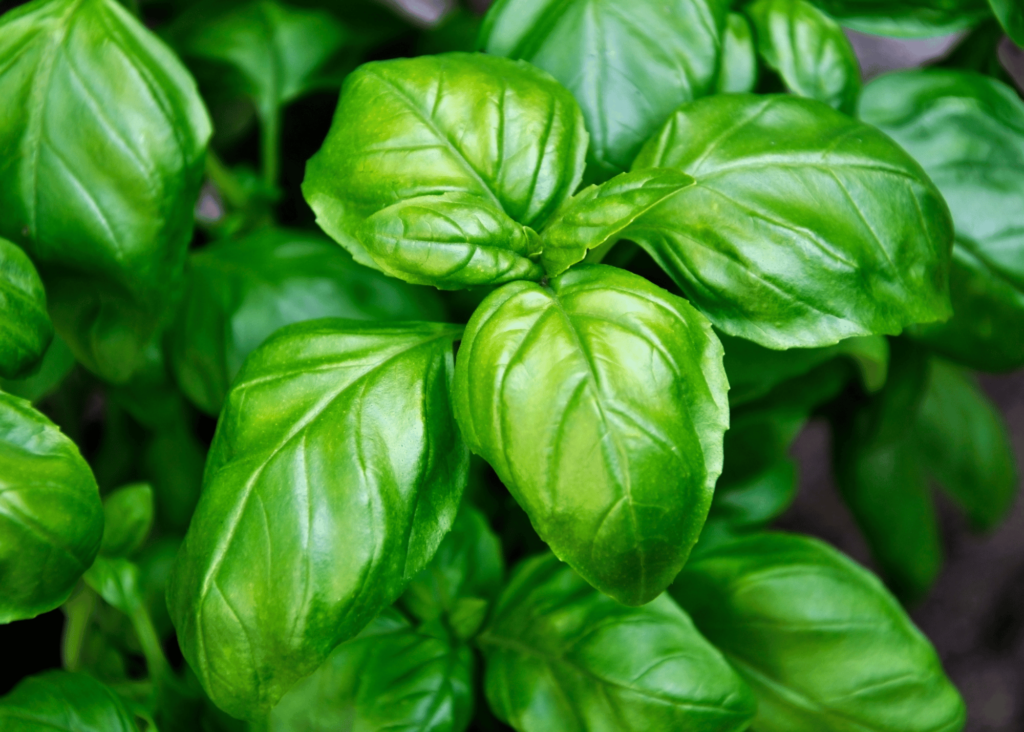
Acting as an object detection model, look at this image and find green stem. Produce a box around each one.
[128,599,171,682]
[205,150,251,211]
[260,106,281,191]
[62,586,96,671]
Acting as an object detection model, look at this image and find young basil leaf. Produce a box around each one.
[0,237,53,380]
[860,70,1024,371]
[479,553,756,732]
[168,319,469,719]
[0,0,211,383]
[630,94,953,349]
[0,333,75,403]
[916,359,1018,531]
[269,610,474,732]
[716,13,759,94]
[358,193,545,289]
[303,53,587,267]
[672,532,966,732]
[746,0,861,114]
[539,168,694,277]
[0,392,103,624]
[809,0,991,37]
[479,0,729,178]
[100,483,155,559]
[168,228,445,415]
[454,264,729,606]
[0,671,140,732]
[989,0,1024,45]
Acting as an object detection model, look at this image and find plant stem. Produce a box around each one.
[62,586,96,671]
[128,598,171,682]
[260,107,281,191]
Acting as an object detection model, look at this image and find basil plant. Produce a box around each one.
[1,0,1021,730]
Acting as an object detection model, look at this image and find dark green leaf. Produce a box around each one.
[269,610,474,732]
[0,0,211,382]
[0,392,103,623]
[539,168,694,276]
[672,533,966,732]
[0,237,52,380]
[358,192,545,289]
[630,94,953,349]
[303,53,587,268]
[479,553,756,732]
[454,264,728,605]
[479,0,729,178]
[0,332,75,403]
[142,420,205,535]
[746,0,861,114]
[167,228,445,415]
[710,458,797,528]
[809,0,991,37]
[716,13,758,94]
[168,319,468,719]
[0,671,139,732]
[860,70,1024,371]
[100,483,155,559]
[989,0,1024,45]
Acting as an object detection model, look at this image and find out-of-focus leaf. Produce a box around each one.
[809,0,991,37]
[100,483,155,559]
[0,671,139,732]
[717,13,758,94]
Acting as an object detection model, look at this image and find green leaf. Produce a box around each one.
[989,0,1024,45]
[358,193,545,289]
[269,610,474,732]
[454,264,728,605]
[860,70,1024,371]
[0,0,211,383]
[479,0,729,178]
[0,237,52,380]
[100,483,155,558]
[630,94,953,349]
[746,0,861,114]
[168,319,469,720]
[671,532,967,732]
[539,168,694,277]
[142,420,205,535]
[809,0,991,37]
[303,53,587,268]
[0,671,140,732]
[916,359,1018,531]
[0,392,103,624]
[0,332,75,403]
[167,228,446,415]
[479,553,756,732]
[716,13,759,94]
[710,458,797,528]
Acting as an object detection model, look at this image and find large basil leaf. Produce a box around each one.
[479,553,756,732]
[630,94,953,349]
[916,359,1017,531]
[454,264,728,605]
[860,70,1024,371]
[358,193,544,289]
[167,228,445,415]
[0,392,103,624]
[0,237,52,379]
[539,168,694,276]
[672,533,966,732]
[269,610,474,732]
[809,0,991,37]
[746,0,861,114]
[716,13,758,94]
[168,319,468,719]
[480,0,728,179]
[989,0,1024,45]
[303,53,587,267]
[0,0,211,383]
[0,671,139,732]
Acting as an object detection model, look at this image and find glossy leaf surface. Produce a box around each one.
[0,0,211,382]
[716,13,758,94]
[168,319,468,719]
[0,392,103,624]
[0,237,52,380]
[168,228,445,415]
[746,0,861,114]
[358,193,544,288]
[99,483,154,558]
[480,0,729,177]
[303,53,587,267]
[480,553,756,732]
[672,533,966,732]
[270,609,474,732]
[539,169,694,276]
[0,671,139,732]
[454,265,728,605]
[809,0,990,37]
[860,70,1024,371]
[631,94,953,348]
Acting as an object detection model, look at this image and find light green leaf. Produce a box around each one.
[479,553,756,732]
[672,533,967,732]
[168,319,468,719]
[99,483,154,559]
[0,0,211,382]
[716,13,759,94]
[809,0,991,37]
[454,265,728,605]
[0,671,139,732]
[631,94,953,349]
[0,237,52,380]
[0,392,103,624]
